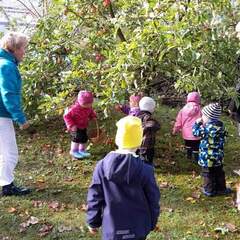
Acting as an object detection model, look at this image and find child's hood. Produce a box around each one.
[183,102,201,118]
[101,152,144,184]
[187,92,201,104]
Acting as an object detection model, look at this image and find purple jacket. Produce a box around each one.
[87,152,160,240]
[120,105,141,117]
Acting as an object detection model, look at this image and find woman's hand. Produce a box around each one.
[20,121,30,130]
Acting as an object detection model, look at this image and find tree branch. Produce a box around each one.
[15,0,39,18]
[109,2,126,42]
[27,0,42,18]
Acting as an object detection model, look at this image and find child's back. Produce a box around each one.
[192,103,231,196]
[173,92,201,140]
[87,151,160,239]
[86,116,160,240]
[173,92,201,162]
[193,117,226,168]
[138,97,160,164]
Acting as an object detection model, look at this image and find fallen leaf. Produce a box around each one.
[28,216,39,225]
[191,191,201,199]
[56,147,63,154]
[19,215,40,232]
[185,197,196,204]
[159,182,169,188]
[165,207,174,213]
[19,222,30,233]
[35,181,47,192]
[7,207,17,213]
[32,200,45,208]
[48,201,60,211]
[64,176,74,182]
[38,223,54,237]
[57,225,72,233]
[224,223,237,233]
[80,204,88,212]
[36,179,45,183]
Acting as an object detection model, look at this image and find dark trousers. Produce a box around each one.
[70,128,88,143]
[202,166,226,194]
[184,139,200,161]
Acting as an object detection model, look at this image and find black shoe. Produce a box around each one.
[2,183,31,196]
[216,188,232,196]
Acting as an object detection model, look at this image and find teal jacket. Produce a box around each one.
[0,48,26,124]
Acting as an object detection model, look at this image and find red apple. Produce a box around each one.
[103,0,111,7]
[95,53,104,62]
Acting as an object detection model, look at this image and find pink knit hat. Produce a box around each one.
[129,94,142,104]
[78,91,94,105]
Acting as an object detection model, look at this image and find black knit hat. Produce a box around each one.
[202,103,221,120]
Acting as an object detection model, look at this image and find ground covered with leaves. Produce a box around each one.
[0,105,240,240]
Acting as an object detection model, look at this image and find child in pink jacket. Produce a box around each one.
[63,90,97,159]
[172,92,201,162]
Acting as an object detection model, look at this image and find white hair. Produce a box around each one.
[0,32,28,52]
[236,22,240,33]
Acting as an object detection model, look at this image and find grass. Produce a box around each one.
[0,104,240,240]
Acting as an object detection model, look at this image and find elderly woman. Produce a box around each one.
[0,32,30,196]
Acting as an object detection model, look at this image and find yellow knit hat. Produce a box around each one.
[115,116,143,149]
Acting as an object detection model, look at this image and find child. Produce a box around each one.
[138,97,160,165]
[192,103,231,197]
[115,94,142,116]
[63,90,97,159]
[87,116,160,240]
[172,92,201,162]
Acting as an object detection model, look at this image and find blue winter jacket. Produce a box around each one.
[0,48,26,124]
[87,151,160,240]
[192,120,227,167]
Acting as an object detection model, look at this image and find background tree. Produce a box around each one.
[21,0,240,119]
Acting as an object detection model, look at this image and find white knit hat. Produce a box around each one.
[202,103,221,120]
[139,97,156,113]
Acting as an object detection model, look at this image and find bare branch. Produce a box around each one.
[15,0,39,18]
[27,0,42,18]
